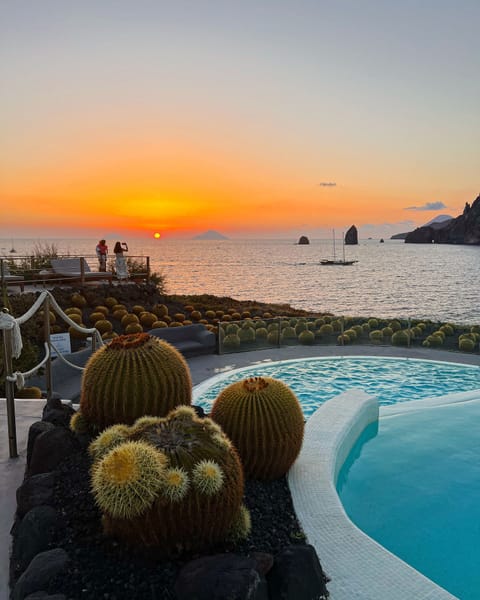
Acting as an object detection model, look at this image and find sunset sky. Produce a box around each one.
[1,1,479,239]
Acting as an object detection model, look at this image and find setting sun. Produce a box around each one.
[153,232,161,239]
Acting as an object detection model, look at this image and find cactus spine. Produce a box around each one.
[90,406,247,553]
[79,333,192,430]
[211,376,304,480]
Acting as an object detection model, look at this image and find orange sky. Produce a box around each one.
[1,2,478,240]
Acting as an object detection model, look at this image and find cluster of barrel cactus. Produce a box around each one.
[73,329,307,555]
[89,406,249,552]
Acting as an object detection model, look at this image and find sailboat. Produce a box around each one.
[9,240,16,253]
[320,230,358,265]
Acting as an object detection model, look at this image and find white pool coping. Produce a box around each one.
[288,389,459,600]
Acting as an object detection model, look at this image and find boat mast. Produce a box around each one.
[342,232,346,262]
[332,229,336,261]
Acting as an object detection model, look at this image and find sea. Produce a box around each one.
[2,238,480,325]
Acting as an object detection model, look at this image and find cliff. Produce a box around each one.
[405,195,480,244]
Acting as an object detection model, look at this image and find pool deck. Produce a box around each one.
[2,344,479,598]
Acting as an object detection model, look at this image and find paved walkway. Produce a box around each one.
[1,345,479,598]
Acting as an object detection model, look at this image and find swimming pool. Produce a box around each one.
[337,398,480,600]
[194,356,480,598]
[193,356,480,417]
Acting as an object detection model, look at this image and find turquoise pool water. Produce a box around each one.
[194,356,480,417]
[337,400,480,600]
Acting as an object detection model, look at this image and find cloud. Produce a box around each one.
[404,201,447,211]
[318,182,336,187]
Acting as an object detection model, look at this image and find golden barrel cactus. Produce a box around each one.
[211,376,304,480]
[90,406,248,553]
[79,333,192,430]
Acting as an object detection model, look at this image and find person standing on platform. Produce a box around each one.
[96,239,108,272]
[114,241,129,280]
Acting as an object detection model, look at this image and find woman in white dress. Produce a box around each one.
[113,241,129,280]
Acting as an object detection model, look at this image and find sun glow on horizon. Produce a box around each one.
[153,232,161,239]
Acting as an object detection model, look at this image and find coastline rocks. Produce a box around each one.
[404,225,436,243]
[344,225,358,245]
[406,194,480,244]
[297,236,310,245]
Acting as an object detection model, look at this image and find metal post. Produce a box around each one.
[44,296,53,405]
[80,257,85,286]
[340,317,345,345]
[146,256,150,283]
[407,317,411,348]
[3,327,18,458]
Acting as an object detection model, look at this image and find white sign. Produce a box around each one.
[50,333,72,357]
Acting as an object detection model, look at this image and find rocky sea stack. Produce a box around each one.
[344,225,358,245]
[297,236,310,245]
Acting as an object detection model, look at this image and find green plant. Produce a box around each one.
[298,330,315,345]
[459,338,475,352]
[78,333,192,430]
[238,327,255,343]
[210,376,304,480]
[318,323,334,336]
[369,330,383,344]
[90,407,247,553]
[391,330,410,346]
[222,333,241,349]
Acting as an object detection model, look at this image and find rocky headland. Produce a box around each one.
[405,194,480,244]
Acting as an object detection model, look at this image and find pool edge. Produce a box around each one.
[288,389,459,600]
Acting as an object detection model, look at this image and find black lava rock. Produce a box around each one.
[13,548,69,600]
[175,553,268,600]
[16,473,56,518]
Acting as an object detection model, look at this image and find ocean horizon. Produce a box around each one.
[2,237,480,325]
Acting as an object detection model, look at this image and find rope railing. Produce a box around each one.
[1,290,104,458]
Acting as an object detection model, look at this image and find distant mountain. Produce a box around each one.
[423,214,453,227]
[390,214,454,240]
[193,230,229,240]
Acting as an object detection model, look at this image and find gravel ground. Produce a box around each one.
[23,447,307,600]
